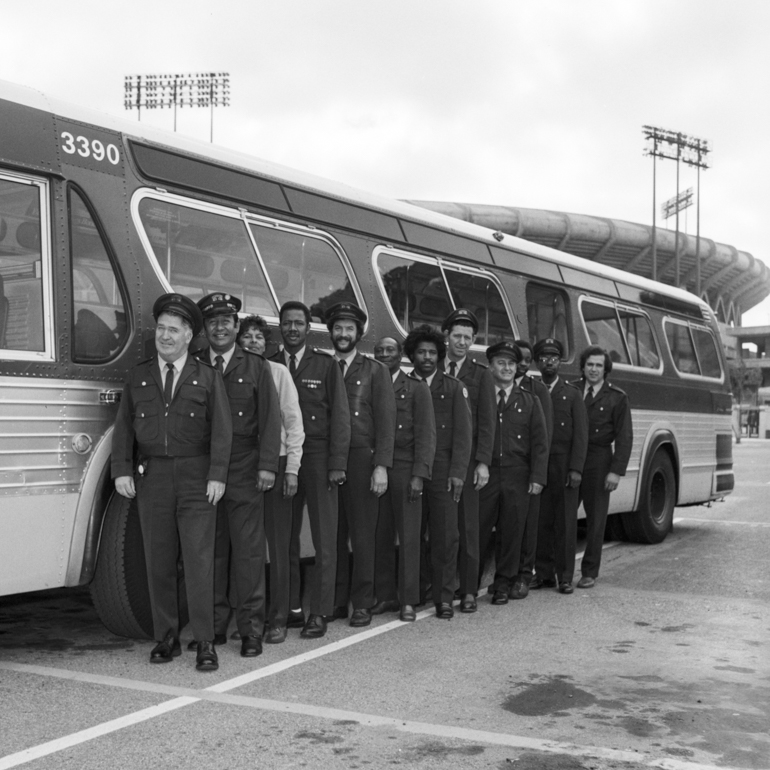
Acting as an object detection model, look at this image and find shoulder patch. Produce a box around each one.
[462,386,469,399]
[197,357,215,369]
[313,347,334,357]
[607,382,627,395]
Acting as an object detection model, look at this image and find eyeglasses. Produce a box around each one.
[537,355,560,363]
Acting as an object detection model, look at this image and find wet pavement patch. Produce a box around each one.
[406,740,485,759]
[294,729,345,744]
[503,676,596,716]
[713,665,755,674]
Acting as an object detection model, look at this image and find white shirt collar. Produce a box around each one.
[210,345,236,370]
[158,352,187,374]
[284,345,306,367]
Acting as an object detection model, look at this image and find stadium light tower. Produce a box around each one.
[124,72,231,143]
[643,126,711,293]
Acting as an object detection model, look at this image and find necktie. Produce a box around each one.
[289,354,296,376]
[215,355,224,374]
[163,362,175,407]
[498,388,506,414]
[585,385,594,402]
[449,361,457,377]
[339,359,346,377]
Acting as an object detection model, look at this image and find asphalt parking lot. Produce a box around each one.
[1,441,768,770]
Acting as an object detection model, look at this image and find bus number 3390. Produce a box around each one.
[60,131,120,165]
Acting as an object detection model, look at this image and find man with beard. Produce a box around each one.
[372,336,436,622]
[572,345,633,588]
[194,294,281,658]
[441,309,495,613]
[112,293,231,671]
[478,341,549,606]
[271,301,350,639]
[532,338,587,594]
[404,324,471,619]
[329,303,396,627]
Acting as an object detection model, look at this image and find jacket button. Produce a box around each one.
[141,381,146,386]
[140,412,145,417]
[190,412,195,417]
[401,394,405,399]
[311,415,316,420]
[239,378,243,383]
[357,380,361,385]
[398,424,403,429]
[239,411,243,416]
[193,380,198,385]
[441,424,446,429]
[441,395,445,399]
[517,435,521,439]
[354,411,359,416]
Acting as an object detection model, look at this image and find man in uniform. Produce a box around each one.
[112,293,232,671]
[372,336,436,622]
[478,341,548,605]
[271,301,350,638]
[194,294,281,657]
[573,345,633,588]
[532,338,588,594]
[441,309,495,613]
[328,302,396,627]
[404,324,472,619]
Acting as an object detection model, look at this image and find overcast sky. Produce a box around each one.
[4,0,769,322]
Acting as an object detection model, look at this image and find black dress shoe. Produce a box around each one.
[558,582,574,594]
[459,595,477,613]
[491,591,509,605]
[399,605,416,622]
[287,609,306,628]
[213,633,228,645]
[300,614,327,639]
[324,606,348,622]
[350,608,372,627]
[186,639,197,651]
[577,576,596,589]
[530,576,557,589]
[150,634,181,663]
[240,635,263,657]
[370,600,400,615]
[264,626,287,644]
[195,641,219,671]
[230,630,242,640]
[435,603,454,619]
[510,578,530,600]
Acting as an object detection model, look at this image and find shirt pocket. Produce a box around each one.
[132,388,159,442]
[177,383,209,439]
[227,381,255,435]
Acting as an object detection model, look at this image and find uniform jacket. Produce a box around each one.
[197,345,281,472]
[392,370,436,479]
[341,351,396,468]
[270,346,350,471]
[546,377,588,473]
[453,356,496,466]
[415,369,472,480]
[518,373,554,448]
[490,384,549,487]
[111,354,232,483]
[571,378,633,476]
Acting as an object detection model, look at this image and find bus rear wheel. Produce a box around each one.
[90,491,154,639]
[622,449,676,544]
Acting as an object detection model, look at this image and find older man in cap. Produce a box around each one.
[441,308,496,613]
[478,341,548,606]
[328,302,396,627]
[532,338,587,594]
[112,293,232,671]
[194,293,281,657]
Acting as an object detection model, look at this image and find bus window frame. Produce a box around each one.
[131,189,366,333]
[371,245,517,349]
[0,170,55,362]
[525,280,573,361]
[578,295,664,376]
[663,316,725,383]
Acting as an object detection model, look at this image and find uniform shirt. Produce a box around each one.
[453,355,496,467]
[572,377,633,476]
[392,370,436,479]
[112,354,232,483]
[157,352,187,398]
[547,377,588,473]
[267,359,304,476]
[517,373,554,448]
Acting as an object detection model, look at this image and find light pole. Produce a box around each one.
[643,126,710,290]
[124,72,231,143]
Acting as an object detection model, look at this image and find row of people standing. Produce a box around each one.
[112,292,632,672]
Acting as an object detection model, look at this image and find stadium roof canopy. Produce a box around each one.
[407,201,769,326]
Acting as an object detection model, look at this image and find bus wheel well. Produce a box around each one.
[622,444,677,544]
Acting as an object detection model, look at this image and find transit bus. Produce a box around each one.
[0,80,734,638]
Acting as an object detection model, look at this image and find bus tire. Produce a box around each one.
[622,450,676,544]
[90,491,154,639]
[604,513,627,541]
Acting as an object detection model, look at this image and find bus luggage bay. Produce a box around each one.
[0,80,734,637]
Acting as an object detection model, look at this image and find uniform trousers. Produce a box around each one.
[213,448,266,638]
[517,493,541,583]
[478,463,530,592]
[374,461,421,607]
[457,461,481,595]
[535,452,579,584]
[136,455,215,642]
[421,461,460,606]
[264,455,291,629]
[579,445,613,578]
[335,447,379,610]
[289,451,338,617]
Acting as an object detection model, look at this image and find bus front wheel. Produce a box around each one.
[622,450,676,544]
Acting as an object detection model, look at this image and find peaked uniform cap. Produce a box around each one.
[533,338,564,358]
[325,302,367,326]
[153,293,203,336]
[197,293,242,319]
[442,308,479,333]
[486,340,521,362]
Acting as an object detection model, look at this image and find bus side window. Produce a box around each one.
[526,283,570,357]
[444,269,513,345]
[249,224,356,323]
[70,189,129,362]
[692,326,722,378]
[665,320,700,375]
[580,300,631,365]
[618,308,660,369]
[0,176,45,353]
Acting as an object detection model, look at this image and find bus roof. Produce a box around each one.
[1,79,710,316]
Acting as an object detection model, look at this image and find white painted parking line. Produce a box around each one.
[0,662,735,770]
[674,516,770,527]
